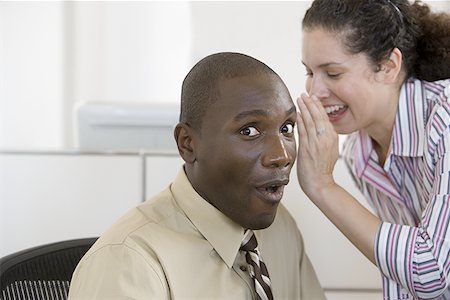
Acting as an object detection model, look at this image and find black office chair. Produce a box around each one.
[0,238,97,300]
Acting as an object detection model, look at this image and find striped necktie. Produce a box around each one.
[240,229,274,300]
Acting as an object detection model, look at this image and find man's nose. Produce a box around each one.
[262,135,293,168]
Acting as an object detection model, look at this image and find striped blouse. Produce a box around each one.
[342,77,450,300]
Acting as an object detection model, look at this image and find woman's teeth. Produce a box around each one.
[325,105,346,115]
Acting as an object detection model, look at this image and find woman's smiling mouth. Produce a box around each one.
[324,104,348,122]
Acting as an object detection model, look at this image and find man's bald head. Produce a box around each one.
[180,52,281,130]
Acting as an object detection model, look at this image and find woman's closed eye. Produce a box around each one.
[327,72,342,79]
[305,69,313,77]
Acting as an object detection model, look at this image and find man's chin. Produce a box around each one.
[247,209,278,230]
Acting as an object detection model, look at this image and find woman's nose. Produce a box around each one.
[307,75,330,99]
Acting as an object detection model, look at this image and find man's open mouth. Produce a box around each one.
[255,179,288,203]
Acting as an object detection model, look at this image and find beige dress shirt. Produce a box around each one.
[68,167,325,300]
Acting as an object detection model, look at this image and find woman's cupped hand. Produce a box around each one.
[296,93,340,199]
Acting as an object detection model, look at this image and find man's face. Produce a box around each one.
[190,74,297,230]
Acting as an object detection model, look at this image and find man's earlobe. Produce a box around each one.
[174,123,196,163]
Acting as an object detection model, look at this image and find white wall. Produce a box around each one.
[0,1,192,149]
[1,1,448,150]
[0,2,65,149]
[190,1,310,103]
[69,2,191,104]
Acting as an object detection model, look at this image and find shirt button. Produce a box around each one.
[240,265,247,272]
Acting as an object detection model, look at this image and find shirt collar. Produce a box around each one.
[352,130,373,178]
[390,78,425,157]
[171,167,245,268]
[353,78,425,176]
[351,130,404,203]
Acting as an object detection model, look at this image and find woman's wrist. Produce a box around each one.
[302,176,336,204]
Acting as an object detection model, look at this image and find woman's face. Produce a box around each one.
[302,28,391,135]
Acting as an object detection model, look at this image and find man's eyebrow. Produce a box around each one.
[234,105,297,121]
[234,109,269,120]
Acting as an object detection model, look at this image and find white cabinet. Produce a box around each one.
[326,291,382,300]
[0,151,382,297]
[145,154,183,198]
[0,152,142,257]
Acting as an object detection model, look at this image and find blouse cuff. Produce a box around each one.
[375,222,418,294]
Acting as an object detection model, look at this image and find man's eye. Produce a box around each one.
[240,126,260,137]
[281,123,294,134]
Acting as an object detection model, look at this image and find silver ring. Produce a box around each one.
[316,128,326,136]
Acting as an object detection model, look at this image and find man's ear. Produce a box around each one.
[379,47,403,84]
[174,123,196,163]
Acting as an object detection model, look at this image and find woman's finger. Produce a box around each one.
[297,94,319,141]
[296,111,306,138]
[311,95,330,123]
[302,94,328,137]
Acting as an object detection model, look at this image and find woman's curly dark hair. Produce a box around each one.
[302,0,450,82]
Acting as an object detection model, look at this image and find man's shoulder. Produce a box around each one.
[87,186,180,254]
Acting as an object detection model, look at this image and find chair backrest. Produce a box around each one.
[0,238,97,300]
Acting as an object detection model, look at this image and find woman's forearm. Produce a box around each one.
[306,183,381,265]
